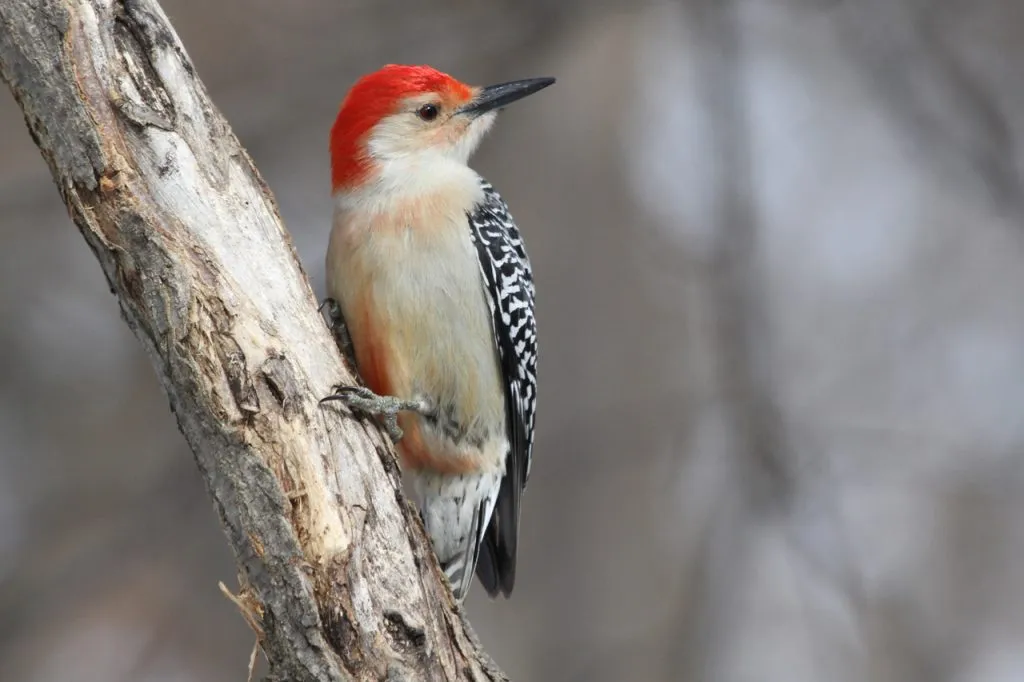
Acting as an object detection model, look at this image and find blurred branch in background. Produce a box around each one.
[692,0,792,508]
[0,1,506,680]
[667,0,796,677]
[836,0,1024,217]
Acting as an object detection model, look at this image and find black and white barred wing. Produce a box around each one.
[467,179,538,597]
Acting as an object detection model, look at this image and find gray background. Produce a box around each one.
[3,1,1024,680]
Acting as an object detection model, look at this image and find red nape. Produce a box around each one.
[330,65,472,191]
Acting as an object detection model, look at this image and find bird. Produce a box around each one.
[320,64,553,602]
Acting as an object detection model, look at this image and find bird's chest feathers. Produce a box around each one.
[340,195,482,315]
[329,185,503,432]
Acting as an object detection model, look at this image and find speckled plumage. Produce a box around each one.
[465,180,538,598]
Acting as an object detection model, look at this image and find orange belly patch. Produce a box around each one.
[396,413,486,475]
[350,289,485,476]
[351,288,392,397]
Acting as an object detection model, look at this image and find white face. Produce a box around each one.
[365,93,497,168]
[335,94,496,211]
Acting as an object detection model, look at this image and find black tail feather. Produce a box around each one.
[474,468,519,598]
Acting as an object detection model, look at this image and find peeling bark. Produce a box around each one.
[0,1,507,680]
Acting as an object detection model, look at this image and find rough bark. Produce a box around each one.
[0,1,507,680]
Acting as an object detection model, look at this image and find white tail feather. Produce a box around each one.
[409,469,502,602]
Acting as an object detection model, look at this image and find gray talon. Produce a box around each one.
[321,385,424,443]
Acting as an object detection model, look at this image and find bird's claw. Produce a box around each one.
[320,385,423,443]
[317,297,337,316]
[319,297,356,369]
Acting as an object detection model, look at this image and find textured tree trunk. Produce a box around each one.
[0,1,507,680]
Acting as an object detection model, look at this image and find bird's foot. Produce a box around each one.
[320,385,425,443]
[318,297,356,368]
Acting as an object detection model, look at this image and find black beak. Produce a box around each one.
[457,77,556,117]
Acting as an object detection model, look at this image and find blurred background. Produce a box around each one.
[4,0,1024,680]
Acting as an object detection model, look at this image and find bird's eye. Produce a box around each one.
[417,103,440,121]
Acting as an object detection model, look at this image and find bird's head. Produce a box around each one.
[330,64,554,193]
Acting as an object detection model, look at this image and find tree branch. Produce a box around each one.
[0,1,506,680]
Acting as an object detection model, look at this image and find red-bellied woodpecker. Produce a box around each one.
[320,65,553,602]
